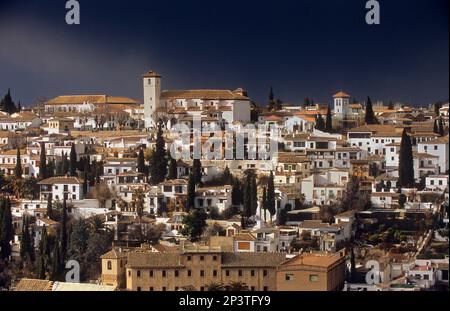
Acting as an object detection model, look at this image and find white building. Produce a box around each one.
[417,136,449,173]
[142,70,251,128]
[37,176,85,201]
[425,175,448,192]
[333,91,351,117]
[300,169,349,206]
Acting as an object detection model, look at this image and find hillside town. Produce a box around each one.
[0,70,448,292]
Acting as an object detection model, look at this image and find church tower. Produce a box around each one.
[143,70,161,128]
[333,91,351,118]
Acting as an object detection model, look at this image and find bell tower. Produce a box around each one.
[143,70,161,128]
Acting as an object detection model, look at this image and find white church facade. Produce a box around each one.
[143,70,251,128]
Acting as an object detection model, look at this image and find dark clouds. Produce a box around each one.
[0,0,448,106]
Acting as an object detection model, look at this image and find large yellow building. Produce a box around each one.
[101,246,346,291]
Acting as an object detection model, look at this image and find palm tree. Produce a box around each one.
[226,281,249,291]
[206,282,225,291]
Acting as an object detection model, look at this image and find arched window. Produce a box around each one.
[107,260,112,270]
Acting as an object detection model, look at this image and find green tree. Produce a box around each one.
[222,166,233,185]
[398,129,415,188]
[15,148,22,179]
[137,148,147,174]
[262,187,267,223]
[167,154,177,180]
[268,86,275,111]
[67,218,90,265]
[315,114,325,131]
[50,236,63,281]
[303,97,311,108]
[398,193,407,208]
[433,119,439,135]
[267,171,276,222]
[192,159,202,186]
[0,198,13,260]
[438,118,445,136]
[36,255,46,279]
[60,196,68,260]
[206,282,225,291]
[39,142,47,180]
[69,144,77,176]
[62,152,70,175]
[132,188,145,218]
[388,100,394,110]
[47,158,55,178]
[46,195,53,220]
[180,209,207,242]
[226,281,249,291]
[0,89,18,114]
[250,172,257,217]
[149,120,168,184]
[325,105,333,133]
[231,178,243,213]
[365,96,378,124]
[20,216,34,262]
[186,173,196,212]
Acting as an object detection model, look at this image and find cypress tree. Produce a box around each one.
[438,118,445,136]
[69,144,77,176]
[83,160,88,196]
[186,173,196,212]
[262,187,267,223]
[433,119,439,135]
[388,100,394,110]
[231,178,243,208]
[398,129,415,188]
[222,166,232,185]
[47,158,55,177]
[0,198,13,260]
[250,173,257,217]
[243,176,252,220]
[60,196,68,260]
[51,236,62,280]
[20,216,33,262]
[325,105,333,133]
[0,88,17,114]
[268,87,275,111]
[315,114,325,131]
[192,159,202,186]
[365,96,378,124]
[137,148,146,174]
[267,171,276,222]
[167,155,177,180]
[39,142,47,180]
[37,255,46,279]
[62,153,69,175]
[149,120,168,184]
[15,148,23,179]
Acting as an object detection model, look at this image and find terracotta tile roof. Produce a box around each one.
[221,252,286,267]
[233,232,256,241]
[14,279,53,291]
[45,95,138,105]
[348,124,397,133]
[333,91,351,98]
[101,248,129,259]
[161,89,249,101]
[37,176,83,185]
[142,70,162,78]
[126,252,183,268]
[279,251,345,269]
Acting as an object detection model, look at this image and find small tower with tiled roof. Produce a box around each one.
[143,70,162,128]
[333,91,351,117]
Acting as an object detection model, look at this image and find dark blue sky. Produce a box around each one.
[0,0,448,107]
